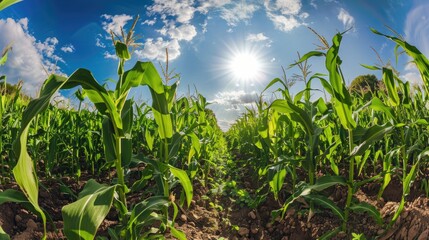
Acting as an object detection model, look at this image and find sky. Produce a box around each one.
[0,0,428,130]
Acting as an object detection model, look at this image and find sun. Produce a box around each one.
[229,51,262,81]
[223,44,267,85]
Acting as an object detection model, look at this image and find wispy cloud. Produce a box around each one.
[220,2,259,26]
[246,33,269,42]
[61,44,75,53]
[337,8,355,30]
[103,51,117,60]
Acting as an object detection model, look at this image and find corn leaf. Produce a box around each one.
[271,99,314,135]
[61,69,122,130]
[12,74,67,239]
[0,0,22,11]
[169,165,193,207]
[269,168,287,200]
[351,124,394,157]
[62,180,117,240]
[350,202,383,225]
[0,226,10,240]
[129,196,169,227]
[382,67,400,106]
[305,194,345,221]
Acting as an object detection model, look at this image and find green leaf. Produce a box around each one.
[310,175,347,191]
[62,180,117,240]
[370,97,396,122]
[269,168,287,200]
[170,225,187,240]
[129,196,169,228]
[169,165,193,207]
[12,75,67,238]
[61,69,121,130]
[0,226,10,240]
[270,99,314,135]
[290,51,325,67]
[0,44,13,66]
[361,64,381,70]
[0,0,22,11]
[382,67,400,106]
[114,41,130,60]
[305,194,344,221]
[350,202,383,225]
[351,124,394,157]
[102,117,116,162]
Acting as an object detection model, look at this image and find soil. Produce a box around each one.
[1,172,429,240]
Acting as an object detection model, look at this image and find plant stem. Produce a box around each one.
[115,133,127,217]
[343,129,354,231]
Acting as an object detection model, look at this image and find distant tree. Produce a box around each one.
[349,74,381,94]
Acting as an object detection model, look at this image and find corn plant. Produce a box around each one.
[0,17,193,240]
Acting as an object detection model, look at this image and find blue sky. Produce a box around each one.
[0,0,427,130]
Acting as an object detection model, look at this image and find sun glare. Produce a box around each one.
[229,51,262,81]
[221,43,267,86]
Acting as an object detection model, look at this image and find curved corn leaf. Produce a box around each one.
[382,67,400,106]
[370,97,396,122]
[61,69,122,130]
[0,0,22,11]
[351,124,394,157]
[169,165,193,207]
[372,28,429,94]
[305,194,345,221]
[0,225,9,240]
[170,225,187,240]
[12,74,67,239]
[269,168,287,200]
[309,175,347,191]
[62,179,117,240]
[350,202,382,225]
[325,33,355,130]
[129,196,169,228]
[271,99,314,135]
[290,51,325,67]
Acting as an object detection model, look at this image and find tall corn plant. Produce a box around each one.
[3,17,192,240]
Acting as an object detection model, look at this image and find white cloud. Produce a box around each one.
[18,18,28,31]
[267,12,300,32]
[101,14,133,35]
[337,8,355,30]
[35,37,63,63]
[400,63,422,86]
[96,36,106,48]
[220,2,258,26]
[167,24,197,41]
[197,0,231,14]
[200,19,208,33]
[212,90,258,106]
[0,18,65,96]
[246,33,269,42]
[148,0,195,23]
[142,18,157,26]
[135,38,181,62]
[61,44,75,53]
[310,0,317,9]
[264,0,305,32]
[104,51,118,60]
[274,0,302,15]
